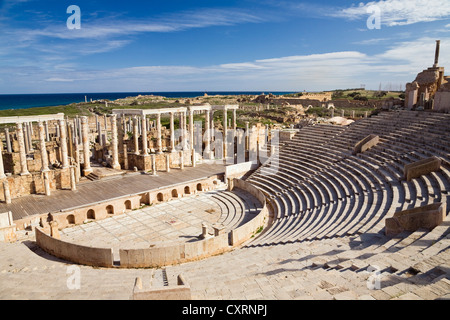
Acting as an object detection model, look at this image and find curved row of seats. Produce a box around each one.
[210,188,262,231]
[246,111,450,248]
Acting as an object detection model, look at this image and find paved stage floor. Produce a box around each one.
[1,163,226,221]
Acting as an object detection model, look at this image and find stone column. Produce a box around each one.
[16,123,30,176]
[77,119,82,144]
[434,40,440,68]
[245,121,250,153]
[205,109,211,159]
[3,179,11,204]
[189,109,194,153]
[44,121,50,142]
[170,112,175,152]
[59,120,69,169]
[166,153,171,172]
[151,154,157,175]
[179,112,184,150]
[156,113,162,154]
[81,116,92,176]
[110,114,121,170]
[133,116,139,155]
[43,171,51,196]
[141,115,148,156]
[179,150,184,170]
[223,108,228,159]
[23,123,29,154]
[191,149,196,168]
[5,128,11,153]
[232,108,237,133]
[182,111,187,151]
[27,122,34,152]
[74,137,80,182]
[123,143,128,170]
[0,146,5,179]
[38,121,49,172]
[98,124,103,146]
[70,166,77,191]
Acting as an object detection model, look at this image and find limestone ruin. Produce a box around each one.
[0,42,449,301]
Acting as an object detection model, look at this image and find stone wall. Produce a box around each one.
[434,90,450,112]
[34,177,268,268]
[119,232,230,268]
[0,168,70,201]
[35,227,114,267]
[229,179,268,247]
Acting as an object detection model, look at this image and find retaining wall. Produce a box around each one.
[35,227,114,267]
[34,178,268,268]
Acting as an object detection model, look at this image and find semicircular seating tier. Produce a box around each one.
[246,110,450,247]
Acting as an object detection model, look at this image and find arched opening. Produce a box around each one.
[67,214,75,225]
[124,200,132,210]
[171,189,178,198]
[196,183,202,192]
[184,186,190,194]
[106,205,114,215]
[157,192,164,202]
[87,209,95,220]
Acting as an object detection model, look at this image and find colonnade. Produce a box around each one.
[0,105,240,203]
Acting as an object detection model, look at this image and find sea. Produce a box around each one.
[0,92,295,111]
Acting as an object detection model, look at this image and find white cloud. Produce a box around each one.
[8,8,263,41]
[1,37,447,93]
[335,0,450,26]
[45,78,74,82]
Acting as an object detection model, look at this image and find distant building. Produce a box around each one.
[405,40,450,112]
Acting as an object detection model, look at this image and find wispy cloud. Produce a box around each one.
[334,0,450,26]
[7,8,264,41]
[3,37,446,93]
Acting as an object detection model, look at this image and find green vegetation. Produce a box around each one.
[331,89,404,101]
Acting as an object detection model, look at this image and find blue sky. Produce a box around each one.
[1,0,450,94]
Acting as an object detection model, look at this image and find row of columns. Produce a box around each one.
[0,118,78,202]
[117,107,238,160]
[0,107,239,180]
[0,107,239,202]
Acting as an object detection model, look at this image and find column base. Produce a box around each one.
[83,168,93,176]
[20,171,31,176]
[112,164,121,170]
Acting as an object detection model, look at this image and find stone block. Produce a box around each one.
[404,156,441,181]
[385,202,446,236]
[353,134,379,155]
[132,274,191,300]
